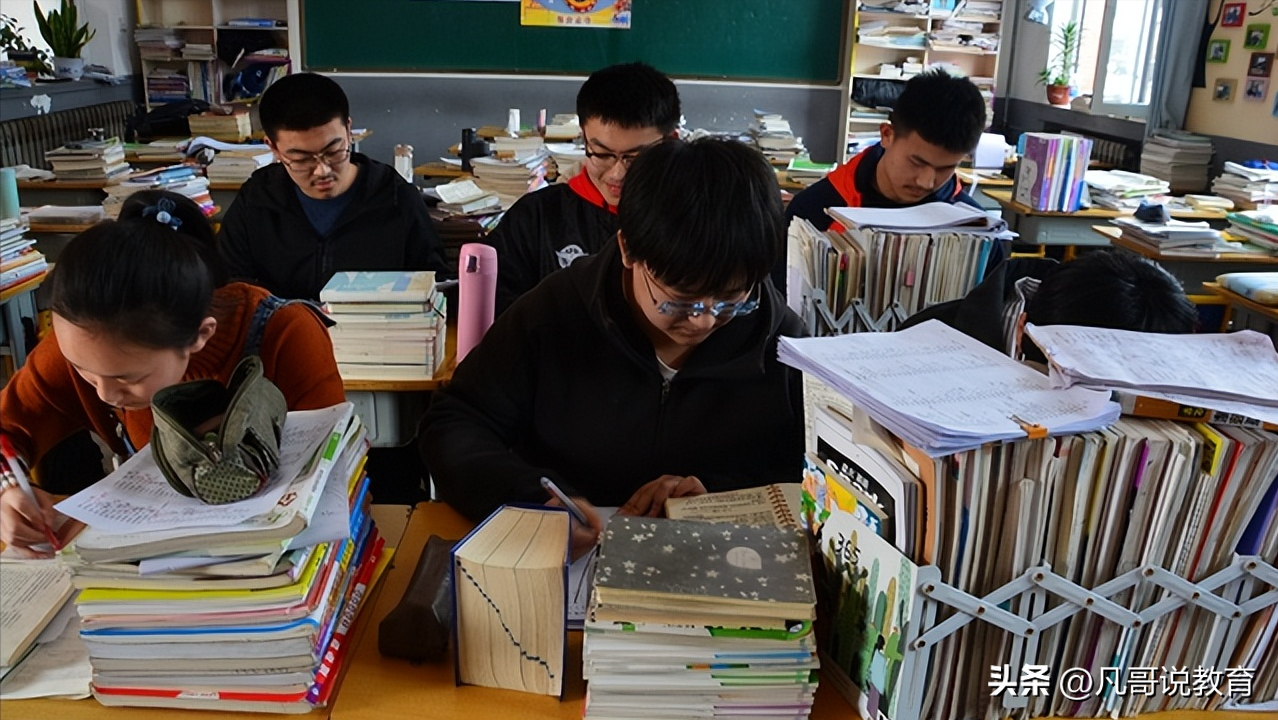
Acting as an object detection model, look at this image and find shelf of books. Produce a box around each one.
[134,0,295,111]
[838,1,1003,162]
[782,317,1278,719]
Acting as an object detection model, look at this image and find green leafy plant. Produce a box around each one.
[1,13,52,74]
[1037,21,1081,88]
[33,0,95,59]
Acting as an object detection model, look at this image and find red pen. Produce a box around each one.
[0,436,61,551]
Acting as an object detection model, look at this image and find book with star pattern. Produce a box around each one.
[592,516,816,622]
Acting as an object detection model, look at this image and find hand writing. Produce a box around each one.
[618,475,707,518]
[547,494,604,561]
[0,484,58,558]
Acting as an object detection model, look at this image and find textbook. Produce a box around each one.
[452,504,570,697]
[664,483,802,528]
[0,562,75,670]
[1217,271,1278,305]
[319,271,437,304]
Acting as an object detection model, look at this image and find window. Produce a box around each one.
[1051,0,1165,118]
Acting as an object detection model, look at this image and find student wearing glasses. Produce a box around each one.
[487,62,681,315]
[217,73,449,301]
[422,138,804,556]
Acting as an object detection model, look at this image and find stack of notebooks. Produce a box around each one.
[787,322,1277,719]
[101,165,215,219]
[51,403,390,713]
[1140,130,1213,194]
[1014,133,1093,212]
[1083,169,1170,210]
[321,271,448,382]
[583,515,819,720]
[786,204,1013,334]
[1109,215,1236,258]
[188,111,253,143]
[206,149,275,184]
[44,137,130,182]
[1211,162,1278,207]
[1224,208,1278,253]
[470,151,550,209]
[749,111,807,165]
[0,217,46,295]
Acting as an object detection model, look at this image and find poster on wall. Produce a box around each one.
[521,0,631,28]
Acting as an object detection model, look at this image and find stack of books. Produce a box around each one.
[1224,207,1278,252]
[1211,161,1278,207]
[543,113,581,141]
[545,142,585,182]
[0,217,46,295]
[144,67,191,105]
[133,27,182,60]
[1083,169,1170,210]
[53,404,389,713]
[1140,130,1213,193]
[583,515,819,720]
[321,271,448,381]
[1014,132,1092,212]
[206,150,274,184]
[785,157,837,187]
[187,110,253,143]
[1110,215,1234,257]
[102,165,215,219]
[749,111,807,165]
[44,137,130,182]
[429,179,501,217]
[470,153,550,209]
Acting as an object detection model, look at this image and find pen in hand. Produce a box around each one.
[0,436,61,552]
[539,476,590,525]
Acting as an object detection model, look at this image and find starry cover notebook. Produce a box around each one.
[451,504,569,698]
[592,516,816,622]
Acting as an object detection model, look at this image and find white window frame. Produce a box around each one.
[1089,0,1163,118]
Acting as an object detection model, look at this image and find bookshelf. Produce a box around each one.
[135,0,298,111]
[836,1,1006,163]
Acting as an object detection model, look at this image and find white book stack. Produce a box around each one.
[470,152,551,208]
[321,271,448,381]
[0,216,46,298]
[1140,130,1213,194]
[1211,161,1278,208]
[750,111,806,165]
[206,150,274,184]
[545,142,586,182]
[1084,169,1171,210]
[44,137,130,182]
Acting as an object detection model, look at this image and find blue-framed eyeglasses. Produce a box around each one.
[640,266,760,320]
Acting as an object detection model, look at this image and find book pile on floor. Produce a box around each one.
[102,164,215,218]
[583,515,819,720]
[1224,207,1278,253]
[321,271,448,382]
[1014,132,1092,212]
[45,137,130,182]
[750,111,806,165]
[206,149,275,184]
[51,403,391,713]
[1,217,46,295]
[787,321,1278,720]
[1212,161,1278,208]
[188,110,253,143]
[1083,169,1170,210]
[1140,130,1213,194]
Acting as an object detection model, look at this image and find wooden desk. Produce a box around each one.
[340,322,457,393]
[1204,282,1278,324]
[1093,225,1278,291]
[1204,282,1278,342]
[956,168,1015,188]
[984,189,1228,249]
[1,274,43,369]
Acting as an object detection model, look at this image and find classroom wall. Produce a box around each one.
[1183,15,1278,146]
[331,74,846,168]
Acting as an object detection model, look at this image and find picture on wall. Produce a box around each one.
[1214,78,1238,101]
[520,0,631,28]
[1246,24,1271,50]
[1245,77,1269,101]
[1223,2,1247,28]
[1251,51,1275,77]
[1272,88,1278,117]
[1208,38,1232,62]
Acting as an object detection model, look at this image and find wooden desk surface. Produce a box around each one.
[17,179,114,191]
[1204,282,1278,323]
[0,275,44,304]
[956,168,1015,188]
[1093,225,1278,265]
[984,189,1228,221]
[26,222,97,234]
[340,323,457,393]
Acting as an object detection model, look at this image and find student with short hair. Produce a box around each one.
[787,70,987,230]
[488,62,681,315]
[422,138,804,556]
[218,73,449,301]
[0,190,345,556]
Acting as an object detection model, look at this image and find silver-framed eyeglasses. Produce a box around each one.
[640,266,760,320]
[279,142,351,173]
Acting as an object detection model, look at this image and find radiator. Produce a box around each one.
[0,100,134,170]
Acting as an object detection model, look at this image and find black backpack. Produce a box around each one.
[126,99,211,143]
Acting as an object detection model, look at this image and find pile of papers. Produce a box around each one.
[1211,161,1278,206]
[1084,169,1170,210]
[51,404,387,713]
[44,137,130,182]
[1109,215,1238,257]
[857,22,927,48]
[778,320,1120,455]
[1224,207,1278,252]
[102,165,214,218]
[542,113,581,141]
[321,271,448,382]
[0,217,46,295]
[928,16,1000,53]
[428,179,501,217]
[749,110,806,164]
[1015,133,1092,212]
[583,515,819,720]
[545,142,585,182]
[1140,130,1213,193]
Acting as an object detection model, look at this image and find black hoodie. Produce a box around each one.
[421,241,806,522]
[217,153,450,300]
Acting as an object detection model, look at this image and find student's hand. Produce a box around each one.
[618,475,707,518]
[546,495,604,561]
[0,484,58,559]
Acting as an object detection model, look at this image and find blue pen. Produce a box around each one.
[539,476,590,525]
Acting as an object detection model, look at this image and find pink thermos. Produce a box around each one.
[457,243,497,363]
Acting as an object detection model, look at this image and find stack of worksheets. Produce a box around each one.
[583,516,819,720]
[1084,169,1170,210]
[53,404,390,713]
[321,271,448,381]
[1140,131,1213,194]
[1212,162,1278,206]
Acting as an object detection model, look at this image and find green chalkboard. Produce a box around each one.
[302,0,846,84]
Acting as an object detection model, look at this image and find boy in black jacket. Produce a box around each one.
[488,62,681,316]
[422,138,805,557]
[217,73,450,300]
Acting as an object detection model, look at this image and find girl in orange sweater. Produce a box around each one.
[0,191,344,555]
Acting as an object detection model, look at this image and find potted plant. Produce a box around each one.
[33,0,94,80]
[1037,21,1080,107]
[1,14,52,77]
